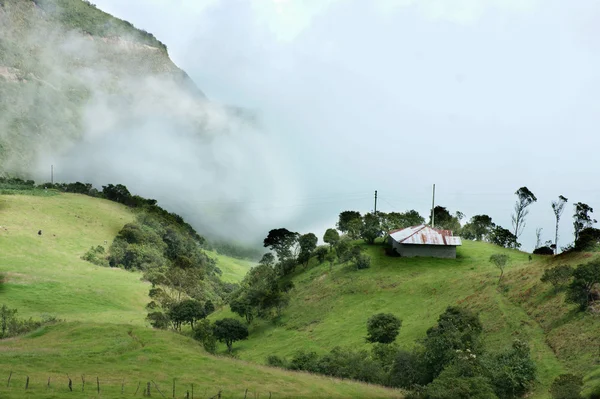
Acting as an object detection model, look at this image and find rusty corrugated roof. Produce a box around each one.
[389,225,462,246]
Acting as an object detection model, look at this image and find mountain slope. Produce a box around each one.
[0,192,401,398]
[211,240,600,398]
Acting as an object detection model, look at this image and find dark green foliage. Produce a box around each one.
[461,215,495,241]
[355,254,371,270]
[146,311,170,329]
[259,253,275,268]
[426,354,497,399]
[213,318,249,353]
[337,211,362,235]
[541,265,574,292]
[315,246,329,264]
[550,374,583,399]
[193,319,217,354]
[263,228,299,263]
[431,206,461,232]
[360,213,382,244]
[266,355,288,368]
[230,296,255,324]
[490,226,520,249]
[484,340,537,398]
[533,246,554,255]
[204,300,215,315]
[323,228,340,249]
[335,237,351,263]
[574,228,600,251]
[168,299,206,331]
[566,261,600,311]
[573,203,597,243]
[298,233,318,266]
[289,350,320,371]
[389,349,429,389]
[366,313,402,344]
[422,307,483,381]
[81,245,109,267]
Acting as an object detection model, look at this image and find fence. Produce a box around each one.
[1,371,274,398]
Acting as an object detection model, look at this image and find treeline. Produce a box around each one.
[267,307,540,399]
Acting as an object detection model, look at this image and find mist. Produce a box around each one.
[89,0,600,251]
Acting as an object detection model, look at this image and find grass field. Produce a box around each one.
[0,193,401,398]
[211,239,600,398]
[206,250,255,283]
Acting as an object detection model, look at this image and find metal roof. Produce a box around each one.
[389,225,462,246]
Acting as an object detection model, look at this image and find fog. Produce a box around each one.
[39,0,600,249]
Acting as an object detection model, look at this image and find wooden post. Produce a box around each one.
[47,377,51,389]
[191,383,194,399]
[68,375,73,392]
[7,371,12,387]
[269,392,272,399]
[82,375,85,392]
[25,376,29,390]
[135,381,141,396]
[172,378,175,398]
[147,382,152,397]
[186,391,190,399]
[122,379,125,394]
[97,376,100,394]
[152,380,166,398]
[244,388,248,399]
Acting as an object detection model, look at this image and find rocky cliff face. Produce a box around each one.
[0,0,208,176]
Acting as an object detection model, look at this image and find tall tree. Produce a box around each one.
[263,228,299,261]
[551,195,568,255]
[535,227,543,249]
[430,206,461,231]
[489,226,519,249]
[298,233,318,266]
[463,215,495,241]
[360,213,382,244]
[323,228,340,250]
[573,202,596,243]
[336,211,362,235]
[489,254,510,284]
[511,187,537,245]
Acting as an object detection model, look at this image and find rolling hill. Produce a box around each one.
[0,191,400,398]
[211,239,600,398]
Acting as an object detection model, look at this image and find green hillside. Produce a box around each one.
[0,192,400,398]
[211,240,600,398]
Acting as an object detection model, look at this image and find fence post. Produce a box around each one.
[68,375,72,392]
[151,380,166,398]
[147,381,152,397]
[97,376,100,394]
[25,376,29,390]
[244,388,248,399]
[82,375,85,392]
[7,371,12,388]
[191,383,194,399]
[122,379,125,395]
[135,381,141,396]
[172,378,175,398]
[47,377,51,389]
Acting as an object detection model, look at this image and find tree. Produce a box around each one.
[230,296,255,324]
[323,228,340,250]
[212,318,249,353]
[573,202,597,243]
[511,187,537,245]
[485,340,537,399]
[263,228,299,262]
[258,253,275,268]
[552,195,568,255]
[204,300,215,315]
[347,218,364,240]
[298,233,318,266]
[431,206,461,231]
[489,254,509,284]
[489,226,519,249]
[540,265,574,292]
[360,213,382,244]
[315,246,329,264]
[366,313,402,344]
[168,299,206,330]
[337,211,362,235]
[422,306,483,381]
[462,215,495,241]
[535,227,543,249]
[335,237,351,263]
[193,319,217,354]
[566,261,600,311]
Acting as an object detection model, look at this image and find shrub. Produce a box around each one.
[355,254,371,270]
[566,261,600,311]
[193,319,217,354]
[485,340,536,399]
[315,246,329,264]
[389,349,429,389]
[575,228,600,251]
[289,350,320,372]
[81,245,109,266]
[533,246,554,255]
[366,313,402,344]
[266,355,288,368]
[550,374,583,399]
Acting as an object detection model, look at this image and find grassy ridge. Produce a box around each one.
[206,250,255,283]
[0,322,402,398]
[211,240,600,398]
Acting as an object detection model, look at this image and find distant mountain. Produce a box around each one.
[0,0,210,176]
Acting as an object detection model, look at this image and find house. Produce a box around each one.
[387,224,462,259]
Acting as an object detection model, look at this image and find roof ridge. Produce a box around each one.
[399,224,427,243]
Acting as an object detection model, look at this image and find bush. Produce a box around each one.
[533,246,554,255]
[389,349,428,389]
[485,340,536,399]
[355,254,371,270]
[81,245,109,267]
[266,355,288,368]
[289,350,320,372]
[575,228,600,251]
[366,313,402,344]
[193,319,217,354]
[315,246,329,264]
[550,374,583,399]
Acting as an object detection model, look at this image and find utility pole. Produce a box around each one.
[374,190,378,215]
[51,165,54,185]
[431,184,436,227]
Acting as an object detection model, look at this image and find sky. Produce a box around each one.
[90,0,600,251]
